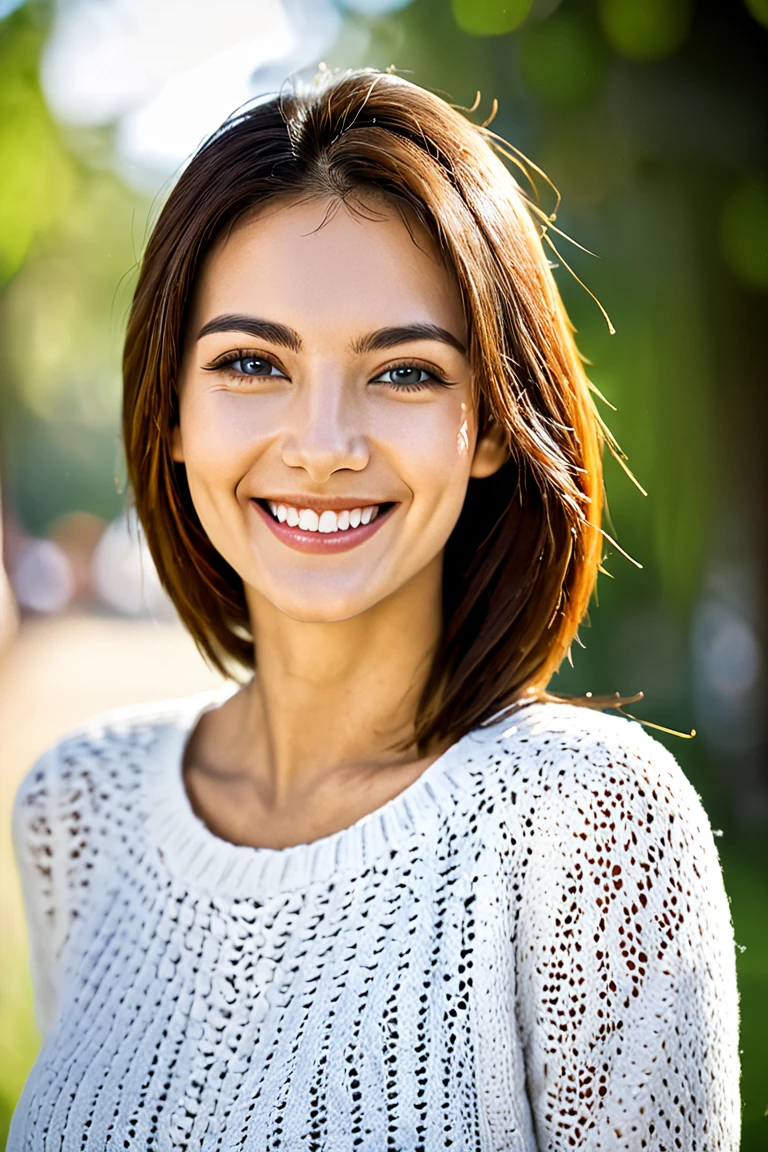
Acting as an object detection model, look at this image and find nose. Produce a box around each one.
[281,374,369,482]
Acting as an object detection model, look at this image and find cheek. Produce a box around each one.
[181,395,271,489]
[381,398,475,506]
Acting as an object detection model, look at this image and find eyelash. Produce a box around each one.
[203,350,453,392]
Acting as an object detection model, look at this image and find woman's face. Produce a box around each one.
[174,194,504,624]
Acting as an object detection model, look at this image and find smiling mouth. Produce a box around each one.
[256,500,395,534]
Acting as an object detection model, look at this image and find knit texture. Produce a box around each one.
[9,689,740,1151]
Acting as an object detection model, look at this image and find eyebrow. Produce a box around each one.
[351,324,467,356]
[197,314,302,352]
[197,315,467,357]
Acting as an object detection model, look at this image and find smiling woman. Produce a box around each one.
[9,70,740,1151]
[122,74,608,753]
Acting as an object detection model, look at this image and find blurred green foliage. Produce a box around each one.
[744,0,768,30]
[519,12,609,106]
[720,177,768,288]
[0,946,38,1142]
[1,0,766,1145]
[452,0,533,37]
[0,12,72,284]
[598,0,693,60]
[0,5,141,531]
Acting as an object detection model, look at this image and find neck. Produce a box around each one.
[235,557,444,806]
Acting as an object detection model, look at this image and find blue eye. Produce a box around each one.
[374,365,440,389]
[389,366,429,386]
[231,357,283,377]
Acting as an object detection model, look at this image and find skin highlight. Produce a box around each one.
[171,195,506,849]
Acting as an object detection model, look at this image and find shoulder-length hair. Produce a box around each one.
[123,68,610,751]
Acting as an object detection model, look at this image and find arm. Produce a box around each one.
[515,720,741,1150]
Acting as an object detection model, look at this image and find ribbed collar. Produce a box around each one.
[142,687,494,901]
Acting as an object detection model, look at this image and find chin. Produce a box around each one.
[249,580,386,625]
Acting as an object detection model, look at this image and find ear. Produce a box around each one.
[470,421,508,479]
[171,423,185,463]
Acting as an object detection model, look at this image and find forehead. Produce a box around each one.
[190,195,466,340]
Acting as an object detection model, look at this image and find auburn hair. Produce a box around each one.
[123,68,609,751]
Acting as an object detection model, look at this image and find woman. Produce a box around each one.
[10,70,740,1150]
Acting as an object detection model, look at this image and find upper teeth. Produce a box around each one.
[267,502,380,533]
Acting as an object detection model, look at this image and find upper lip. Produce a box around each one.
[252,495,394,511]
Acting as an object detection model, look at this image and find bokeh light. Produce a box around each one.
[452,0,532,38]
[519,12,609,107]
[91,509,176,620]
[598,0,692,61]
[744,0,768,31]
[719,178,768,289]
[11,538,74,613]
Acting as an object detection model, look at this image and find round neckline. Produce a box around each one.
[144,686,482,899]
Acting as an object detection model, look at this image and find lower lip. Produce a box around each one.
[251,500,397,554]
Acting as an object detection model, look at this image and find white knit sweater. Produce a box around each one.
[9,688,740,1151]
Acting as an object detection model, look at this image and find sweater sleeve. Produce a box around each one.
[12,744,71,1039]
[514,718,741,1151]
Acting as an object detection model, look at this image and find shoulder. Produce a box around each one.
[493,707,740,1148]
[477,704,733,950]
[471,700,712,843]
[473,698,681,780]
[478,702,733,957]
[12,686,231,840]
